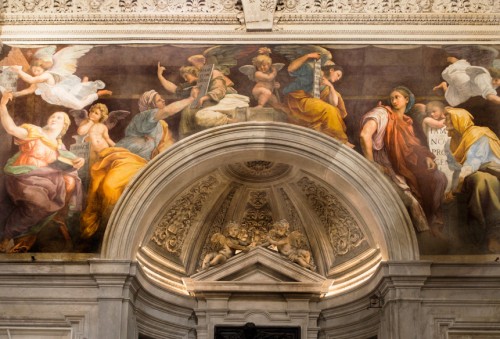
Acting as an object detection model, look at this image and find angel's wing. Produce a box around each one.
[465,65,490,80]
[69,109,89,127]
[272,63,285,72]
[202,45,258,75]
[274,45,333,65]
[33,46,57,63]
[238,64,256,81]
[105,110,130,130]
[442,45,499,68]
[49,45,93,78]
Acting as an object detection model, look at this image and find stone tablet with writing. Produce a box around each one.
[70,140,91,190]
[191,64,214,108]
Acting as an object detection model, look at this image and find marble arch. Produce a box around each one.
[101,122,418,296]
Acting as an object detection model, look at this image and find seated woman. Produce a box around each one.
[442,105,500,252]
[283,52,353,147]
[360,86,448,235]
[81,90,197,240]
[0,92,84,253]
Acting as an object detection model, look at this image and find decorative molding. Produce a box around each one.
[151,175,220,257]
[297,176,365,259]
[0,0,498,43]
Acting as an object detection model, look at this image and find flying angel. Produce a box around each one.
[10,45,112,110]
[433,45,500,106]
[239,47,285,108]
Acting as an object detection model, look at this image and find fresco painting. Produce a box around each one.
[0,43,498,255]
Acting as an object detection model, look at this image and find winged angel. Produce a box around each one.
[239,47,285,108]
[175,45,256,138]
[433,45,500,106]
[10,46,112,110]
[70,104,129,164]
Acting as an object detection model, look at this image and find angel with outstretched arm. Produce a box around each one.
[432,46,500,106]
[9,45,112,110]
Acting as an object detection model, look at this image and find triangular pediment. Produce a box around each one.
[183,247,332,295]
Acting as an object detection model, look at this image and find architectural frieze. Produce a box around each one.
[1,0,497,26]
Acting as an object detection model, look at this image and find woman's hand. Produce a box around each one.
[1,92,13,106]
[307,52,321,60]
[72,157,85,170]
[197,95,210,108]
[157,62,166,77]
[425,157,437,170]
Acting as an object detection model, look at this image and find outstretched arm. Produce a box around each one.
[13,84,37,98]
[0,93,28,139]
[154,87,198,120]
[287,52,320,73]
[157,62,178,94]
[486,93,500,104]
[10,67,51,84]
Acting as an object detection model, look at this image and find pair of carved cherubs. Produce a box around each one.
[201,219,315,270]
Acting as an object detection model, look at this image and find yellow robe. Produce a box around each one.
[80,147,147,239]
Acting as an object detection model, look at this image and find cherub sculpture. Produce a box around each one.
[266,219,315,270]
[239,47,284,109]
[10,45,112,109]
[201,222,250,269]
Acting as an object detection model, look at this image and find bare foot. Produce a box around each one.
[344,141,355,148]
[97,90,112,98]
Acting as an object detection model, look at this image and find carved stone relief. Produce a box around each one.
[151,175,220,256]
[1,0,497,29]
[240,190,274,236]
[297,177,365,258]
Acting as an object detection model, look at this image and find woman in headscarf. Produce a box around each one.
[116,89,195,160]
[443,106,500,251]
[360,86,447,232]
[81,90,196,240]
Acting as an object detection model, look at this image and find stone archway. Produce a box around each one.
[102,122,418,291]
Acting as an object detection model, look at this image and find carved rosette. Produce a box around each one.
[297,177,364,258]
[151,175,220,256]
